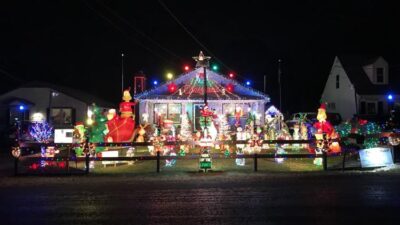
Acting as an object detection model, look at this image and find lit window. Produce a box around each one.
[153,103,181,124]
[168,104,182,123]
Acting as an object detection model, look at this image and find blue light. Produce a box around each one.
[19,105,25,111]
[153,80,158,85]
[387,94,393,101]
[246,81,251,86]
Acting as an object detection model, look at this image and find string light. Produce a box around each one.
[29,122,53,143]
[166,72,174,80]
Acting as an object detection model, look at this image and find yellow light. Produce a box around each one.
[31,112,44,122]
[166,72,174,80]
[86,118,93,125]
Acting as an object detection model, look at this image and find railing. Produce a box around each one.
[13,139,338,175]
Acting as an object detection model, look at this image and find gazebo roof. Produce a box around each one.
[135,68,270,102]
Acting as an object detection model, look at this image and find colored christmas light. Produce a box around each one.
[168,82,178,93]
[29,122,53,143]
[166,72,174,80]
[226,83,234,92]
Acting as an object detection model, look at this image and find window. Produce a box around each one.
[168,104,182,123]
[9,106,30,125]
[154,103,167,125]
[49,108,74,126]
[222,103,251,127]
[336,75,340,89]
[222,103,236,115]
[376,67,384,83]
[153,103,182,124]
[378,101,383,115]
[367,102,376,115]
[360,101,366,114]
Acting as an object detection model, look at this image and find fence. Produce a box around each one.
[12,139,343,175]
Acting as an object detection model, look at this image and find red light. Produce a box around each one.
[168,83,177,93]
[184,65,190,71]
[229,73,234,78]
[226,83,234,92]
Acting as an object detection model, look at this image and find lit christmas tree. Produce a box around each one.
[88,105,107,152]
[179,112,192,141]
[29,121,53,143]
[218,114,230,140]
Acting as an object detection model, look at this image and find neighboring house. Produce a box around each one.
[0,81,114,132]
[321,55,399,120]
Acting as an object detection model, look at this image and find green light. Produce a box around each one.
[212,64,218,71]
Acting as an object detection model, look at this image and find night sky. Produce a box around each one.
[1,0,399,114]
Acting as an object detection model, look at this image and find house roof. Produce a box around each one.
[13,81,115,108]
[135,67,270,102]
[337,55,398,95]
[1,97,35,106]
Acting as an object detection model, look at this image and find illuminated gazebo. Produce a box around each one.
[135,52,270,131]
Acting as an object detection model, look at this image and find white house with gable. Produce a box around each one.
[321,55,399,120]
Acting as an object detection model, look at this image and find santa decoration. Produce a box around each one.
[105,88,136,142]
[200,105,216,118]
[313,103,341,156]
[313,103,333,134]
[119,88,136,119]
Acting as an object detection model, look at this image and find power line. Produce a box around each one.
[83,0,176,65]
[96,0,184,61]
[0,67,24,83]
[157,0,234,71]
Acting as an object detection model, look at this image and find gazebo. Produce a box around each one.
[135,53,270,131]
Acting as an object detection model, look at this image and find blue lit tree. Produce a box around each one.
[29,122,53,143]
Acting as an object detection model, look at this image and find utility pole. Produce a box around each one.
[263,75,266,93]
[203,66,207,105]
[193,51,211,131]
[278,59,282,112]
[121,53,124,93]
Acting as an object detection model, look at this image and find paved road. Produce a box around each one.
[1,172,400,225]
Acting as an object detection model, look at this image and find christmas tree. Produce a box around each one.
[88,105,107,152]
[218,114,230,140]
[180,112,192,141]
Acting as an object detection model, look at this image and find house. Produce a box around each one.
[0,81,114,132]
[134,65,270,131]
[321,55,399,120]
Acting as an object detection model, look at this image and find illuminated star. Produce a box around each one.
[193,51,211,68]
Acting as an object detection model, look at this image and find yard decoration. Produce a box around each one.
[105,88,136,142]
[313,103,341,165]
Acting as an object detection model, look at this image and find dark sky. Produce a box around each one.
[1,0,399,113]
